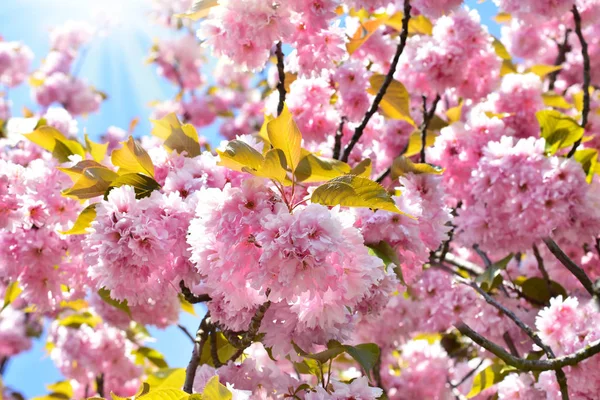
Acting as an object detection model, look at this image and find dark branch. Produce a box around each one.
[183,313,212,394]
[332,117,347,160]
[548,29,572,91]
[178,324,195,344]
[375,167,391,184]
[450,358,484,389]
[210,328,223,368]
[533,244,555,300]
[180,280,211,304]
[543,238,595,296]
[275,41,286,117]
[340,0,412,162]
[96,374,105,399]
[567,5,591,157]
[419,94,441,163]
[503,332,520,358]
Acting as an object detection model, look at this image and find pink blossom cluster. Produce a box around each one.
[49,319,142,397]
[0,41,33,88]
[152,34,204,90]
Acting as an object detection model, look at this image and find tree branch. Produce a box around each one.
[456,323,600,371]
[340,0,412,162]
[183,313,212,394]
[419,94,441,163]
[533,244,555,300]
[543,238,595,296]
[548,29,572,91]
[567,5,591,157]
[332,117,347,160]
[96,374,105,399]
[178,324,195,344]
[180,280,211,304]
[275,41,286,117]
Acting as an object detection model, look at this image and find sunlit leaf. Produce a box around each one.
[528,64,562,77]
[136,388,189,400]
[467,364,508,398]
[267,105,302,171]
[492,38,511,60]
[217,140,265,172]
[108,173,161,199]
[151,113,201,157]
[202,376,232,400]
[58,312,102,329]
[98,288,131,318]
[173,0,218,20]
[403,130,437,158]
[295,153,350,182]
[536,110,584,155]
[500,59,517,76]
[179,295,196,316]
[311,175,404,214]
[111,136,155,177]
[85,134,109,163]
[62,166,119,200]
[494,12,512,23]
[60,204,97,235]
[347,17,387,55]
[2,281,22,312]
[367,75,414,125]
[24,126,85,163]
[408,15,433,35]
[146,369,186,389]
[199,332,238,367]
[46,382,73,399]
[134,347,169,369]
[542,93,572,110]
[349,158,372,178]
[446,102,463,124]
[391,156,443,179]
[574,148,599,183]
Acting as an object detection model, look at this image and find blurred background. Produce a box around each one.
[0,0,500,397]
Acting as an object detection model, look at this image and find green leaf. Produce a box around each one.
[390,156,443,180]
[216,140,265,172]
[46,382,73,399]
[304,344,345,364]
[112,136,155,177]
[146,369,186,389]
[151,113,201,158]
[311,175,405,214]
[536,110,584,155]
[476,254,513,292]
[2,281,22,312]
[518,277,567,304]
[343,343,381,380]
[98,288,132,318]
[293,359,322,376]
[199,332,238,367]
[367,75,414,125]
[108,173,161,199]
[58,312,102,329]
[267,104,303,172]
[467,364,509,398]
[24,126,85,163]
[202,376,232,400]
[295,153,351,182]
[61,165,119,200]
[403,130,437,157]
[367,241,404,283]
[60,204,97,235]
[243,148,291,186]
[136,388,190,400]
[134,347,169,369]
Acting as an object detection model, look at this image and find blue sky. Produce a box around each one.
[0,0,499,397]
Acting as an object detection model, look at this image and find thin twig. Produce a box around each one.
[450,358,484,389]
[567,5,591,157]
[472,244,492,268]
[548,29,572,91]
[183,313,212,394]
[533,244,555,300]
[275,42,286,117]
[341,0,412,162]
[375,167,391,183]
[0,357,9,376]
[419,94,441,163]
[178,324,196,344]
[332,117,347,160]
[543,238,595,296]
[503,332,520,358]
[180,280,211,304]
[96,374,105,399]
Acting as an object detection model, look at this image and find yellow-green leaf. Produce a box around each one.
[367,75,414,125]
[528,64,562,78]
[46,382,73,399]
[494,12,512,23]
[574,148,599,183]
[267,105,302,172]
[216,140,265,172]
[202,376,232,400]
[173,0,218,20]
[467,364,508,398]
[492,38,511,60]
[62,166,119,200]
[179,295,196,316]
[500,59,517,76]
[199,332,238,366]
[311,175,404,214]
[24,126,85,163]
[295,153,351,182]
[536,110,584,155]
[349,159,372,178]
[408,15,433,35]
[391,156,443,179]
[244,148,291,186]
[2,281,22,312]
[146,369,186,390]
[111,136,155,177]
[85,134,109,162]
[133,347,169,369]
[542,93,572,109]
[108,173,161,199]
[98,288,131,318]
[136,388,189,400]
[60,204,97,235]
[151,113,201,158]
[446,102,463,124]
[404,130,437,157]
[347,17,387,55]
[58,312,102,329]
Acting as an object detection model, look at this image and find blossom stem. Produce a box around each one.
[567,5,591,157]
[341,0,412,163]
[275,41,286,117]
